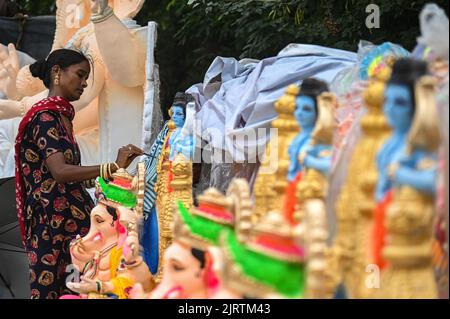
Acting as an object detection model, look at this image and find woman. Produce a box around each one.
[14,49,143,299]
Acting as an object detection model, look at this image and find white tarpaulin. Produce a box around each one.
[187,43,357,162]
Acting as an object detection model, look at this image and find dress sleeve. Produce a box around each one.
[31,111,64,159]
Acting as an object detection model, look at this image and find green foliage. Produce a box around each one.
[136,0,448,115]
[19,0,450,116]
[15,0,56,15]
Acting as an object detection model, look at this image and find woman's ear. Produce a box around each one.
[51,65,61,77]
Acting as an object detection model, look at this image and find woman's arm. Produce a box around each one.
[45,144,143,184]
[45,152,103,183]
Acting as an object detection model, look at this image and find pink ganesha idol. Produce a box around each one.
[62,164,155,299]
[131,184,243,299]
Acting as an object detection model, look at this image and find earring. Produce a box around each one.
[54,75,60,86]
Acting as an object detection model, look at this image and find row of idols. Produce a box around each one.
[63,54,448,299]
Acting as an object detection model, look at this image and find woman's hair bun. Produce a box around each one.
[29,59,48,81]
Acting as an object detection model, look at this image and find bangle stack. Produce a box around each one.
[100,162,120,181]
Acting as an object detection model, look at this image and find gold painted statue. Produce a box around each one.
[379,75,441,298]
[139,92,194,283]
[331,68,392,299]
[295,92,337,298]
[253,84,299,222]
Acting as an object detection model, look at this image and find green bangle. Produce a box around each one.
[96,280,101,293]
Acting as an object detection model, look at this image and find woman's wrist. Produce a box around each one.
[99,162,120,180]
[111,162,120,172]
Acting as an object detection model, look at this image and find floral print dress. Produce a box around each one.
[19,111,93,299]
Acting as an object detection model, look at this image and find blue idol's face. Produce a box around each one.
[295,95,317,130]
[171,106,185,128]
[384,84,413,133]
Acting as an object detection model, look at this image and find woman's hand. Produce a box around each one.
[115,144,144,169]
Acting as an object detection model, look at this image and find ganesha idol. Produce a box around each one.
[131,185,240,299]
[62,164,154,299]
[210,209,305,299]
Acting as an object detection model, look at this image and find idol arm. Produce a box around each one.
[395,166,437,195]
[304,155,332,175]
[92,14,145,88]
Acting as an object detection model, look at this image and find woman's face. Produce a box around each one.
[294,95,317,130]
[384,83,413,133]
[57,60,90,102]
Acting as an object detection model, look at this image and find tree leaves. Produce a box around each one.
[18,0,449,118]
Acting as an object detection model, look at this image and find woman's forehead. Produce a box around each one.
[69,60,91,72]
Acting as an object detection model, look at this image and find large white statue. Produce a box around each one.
[0,0,161,178]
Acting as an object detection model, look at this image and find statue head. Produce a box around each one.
[29,49,90,102]
[69,203,121,272]
[384,58,428,133]
[70,167,142,275]
[150,242,207,299]
[170,92,188,128]
[295,78,329,131]
[216,211,305,298]
[152,189,234,299]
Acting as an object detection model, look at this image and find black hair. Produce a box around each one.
[190,248,206,269]
[298,77,329,117]
[105,205,118,221]
[388,58,428,115]
[29,49,89,88]
[299,78,329,100]
[172,92,188,109]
